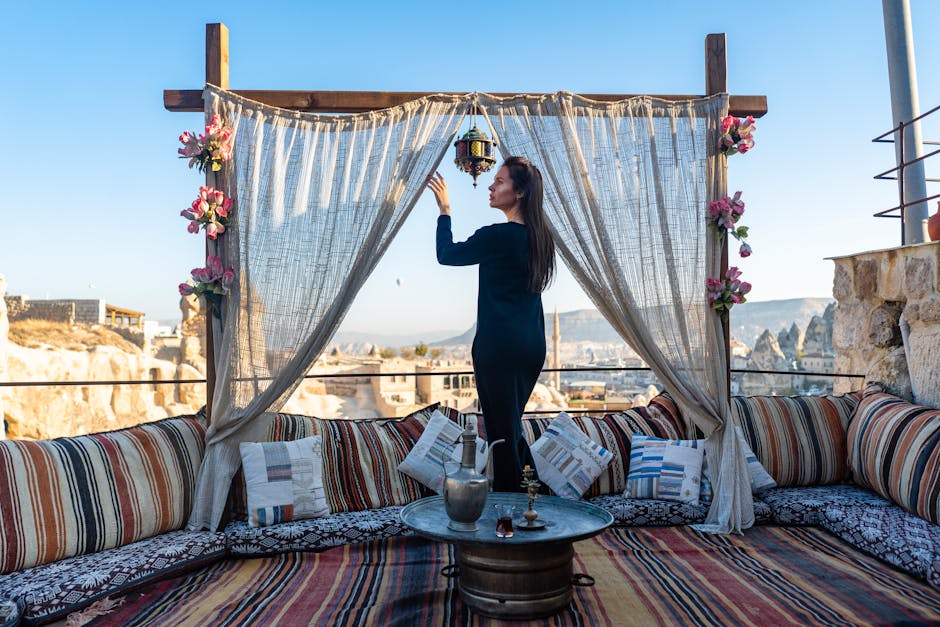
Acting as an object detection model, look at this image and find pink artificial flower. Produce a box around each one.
[722,136,735,148]
[730,293,742,304]
[192,267,212,283]
[206,255,224,277]
[216,205,228,218]
[726,266,742,281]
[187,221,200,234]
[706,277,722,290]
[739,281,752,295]
[180,209,194,220]
[178,283,194,296]
[222,269,235,285]
[720,116,734,134]
[739,242,752,257]
[737,143,750,154]
[205,223,219,239]
[179,132,192,144]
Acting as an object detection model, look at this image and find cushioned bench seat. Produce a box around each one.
[820,503,940,589]
[225,506,411,556]
[0,530,226,625]
[758,484,894,526]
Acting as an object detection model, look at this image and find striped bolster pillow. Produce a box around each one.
[317,404,448,513]
[731,393,861,487]
[0,415,206,575]
[847,390,940,525]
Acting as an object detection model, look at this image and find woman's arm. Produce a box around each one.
[426,171,451,216]
[437,215,498,266]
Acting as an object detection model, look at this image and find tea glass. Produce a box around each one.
[494,504,515,538]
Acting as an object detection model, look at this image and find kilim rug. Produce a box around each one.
[90,526,940,626]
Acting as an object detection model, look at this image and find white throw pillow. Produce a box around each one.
[530,412,615,499]
[625,435,704,505]
[239,436,329,528]
[398,410,487,494]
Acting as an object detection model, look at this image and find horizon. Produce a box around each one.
[2,2,938,335]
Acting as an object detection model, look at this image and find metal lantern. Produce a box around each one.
[454,125,497,187]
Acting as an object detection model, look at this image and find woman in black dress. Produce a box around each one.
[426,156,555,492]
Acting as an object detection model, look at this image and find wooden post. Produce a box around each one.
[206,23,229,89]
[705,33,732,399]
[203,23,228,424]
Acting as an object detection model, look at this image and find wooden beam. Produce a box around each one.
[206,23,229,89]
[164,89,767,117]
[706,33,733,401]
[203,23,228,424]
[705,33,728,95]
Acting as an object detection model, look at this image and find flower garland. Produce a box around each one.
[707,191,751,257]
[719,115,755,156]
[178,256,234,316]
[178,114,234,173]
[176,115,235,313]
[707,267,752,322]
[181,185,232,239]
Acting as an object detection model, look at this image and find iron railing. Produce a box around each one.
[873,102,940,243]
[0,365,864,388]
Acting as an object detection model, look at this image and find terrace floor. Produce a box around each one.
[61,526,940,626]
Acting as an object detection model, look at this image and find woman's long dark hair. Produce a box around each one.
[503,156,555,292]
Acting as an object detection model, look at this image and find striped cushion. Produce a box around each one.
[732,393,861,487]
[519,393,684,499]
[847,390,940,525]
[0,415,206,575]
[317,404,446,513]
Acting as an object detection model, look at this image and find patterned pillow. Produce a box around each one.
[530,412,615,499]
[228,413,321,522]
[0,415,206,575]
[625,435,704,504]
[732,392,861,486]
[847,390,940,525]
[317,404,443,512]
[239,436,330,527]
[398,410,487,493]
[609,391,686,440]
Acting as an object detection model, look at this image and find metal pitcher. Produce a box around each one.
[442,428,504,532]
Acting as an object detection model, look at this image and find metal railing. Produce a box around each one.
[872,102,940,243]
[0,365,864,388]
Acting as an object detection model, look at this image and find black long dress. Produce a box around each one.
[436,214,546,492]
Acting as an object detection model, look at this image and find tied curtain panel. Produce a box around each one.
[190,87,751,535]
[478,93,751,533]
[190,85,469,531]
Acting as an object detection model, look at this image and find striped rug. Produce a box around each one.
[99,526,940,626]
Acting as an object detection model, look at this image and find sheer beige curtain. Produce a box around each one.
[188,86,468,531]
[479,92,753,533]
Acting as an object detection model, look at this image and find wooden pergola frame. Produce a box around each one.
[166,23,768,421]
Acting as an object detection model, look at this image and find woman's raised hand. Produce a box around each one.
[425,171,451,216]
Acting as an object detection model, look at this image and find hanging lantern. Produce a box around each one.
[454,125,497,187]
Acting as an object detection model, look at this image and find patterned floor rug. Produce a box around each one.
[90,526,940,626]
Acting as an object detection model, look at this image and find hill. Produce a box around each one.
[431,298,835,349]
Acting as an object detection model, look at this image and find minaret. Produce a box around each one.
[553,308,561,390]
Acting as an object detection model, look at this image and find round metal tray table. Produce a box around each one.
[400,492,613,619]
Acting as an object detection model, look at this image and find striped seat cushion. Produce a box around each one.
[731,392,861,487]
[519,393,686,498]
[847,390,940,525]
[0,415,206,575]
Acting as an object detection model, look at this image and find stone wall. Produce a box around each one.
[832,241,940,407]
[4,297,107,325]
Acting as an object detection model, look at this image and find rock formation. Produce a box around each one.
[803,304,834,355]
[776,322,804,362]
[741,329,794,395]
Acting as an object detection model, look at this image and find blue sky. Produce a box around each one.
[1,1,938,335]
